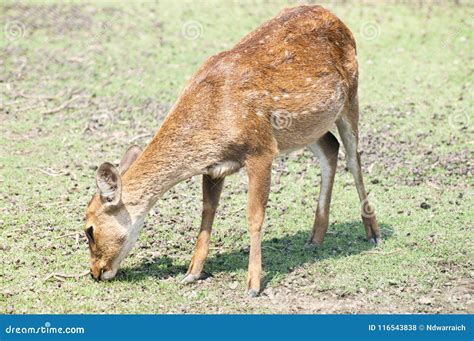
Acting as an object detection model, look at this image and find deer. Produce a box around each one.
[84,5,381,297]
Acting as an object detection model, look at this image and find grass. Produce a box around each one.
[0,0,472,313]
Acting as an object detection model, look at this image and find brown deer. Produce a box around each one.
[84,5,381,297]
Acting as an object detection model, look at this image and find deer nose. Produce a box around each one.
[90,267,101,281]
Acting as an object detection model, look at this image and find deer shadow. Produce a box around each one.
[117,221,393,288]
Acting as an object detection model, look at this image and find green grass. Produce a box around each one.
[0,0,472,313]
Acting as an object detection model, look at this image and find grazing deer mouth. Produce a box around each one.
[90,266,103,281]
[90,264,117,281]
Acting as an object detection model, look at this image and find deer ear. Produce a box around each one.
[119,145,142,174]
[96,162,122,206]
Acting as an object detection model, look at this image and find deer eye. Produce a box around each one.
[85,226,94,243]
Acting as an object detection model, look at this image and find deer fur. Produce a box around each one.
[84,5,381,296]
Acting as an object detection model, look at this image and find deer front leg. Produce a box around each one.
[182,175,224,283]
[245,154,272,297]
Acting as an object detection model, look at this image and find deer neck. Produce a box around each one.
[120,114,211,218]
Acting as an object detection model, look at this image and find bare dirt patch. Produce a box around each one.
[2,3,115,35]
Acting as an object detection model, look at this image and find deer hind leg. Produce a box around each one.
[336,103,381,243]
[307,132,340,245]
[182,175,224,283]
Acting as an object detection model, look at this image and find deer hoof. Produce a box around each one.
[304,240,322,249]
[181,273,199,284]
[247,289,259,298]
[368,236,382,244]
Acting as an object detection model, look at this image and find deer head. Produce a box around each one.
[84,145,143,281]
